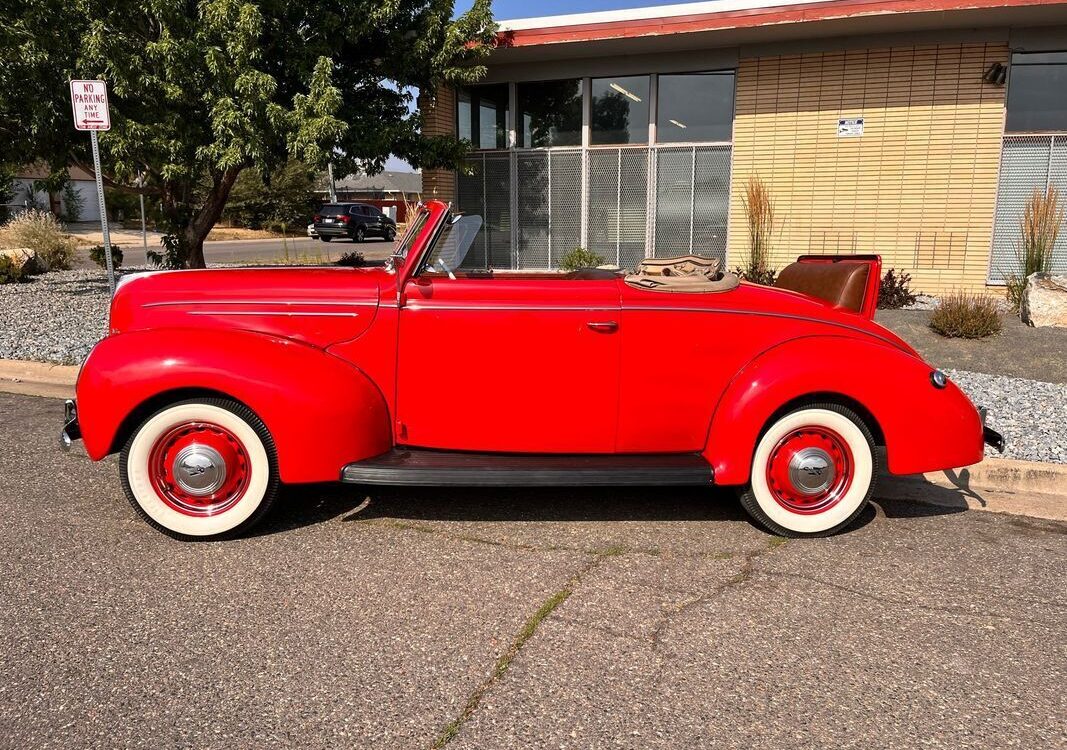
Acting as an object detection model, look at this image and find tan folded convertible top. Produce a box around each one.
[625,254,739,293]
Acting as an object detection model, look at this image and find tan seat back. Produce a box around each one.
[775,261,871,312]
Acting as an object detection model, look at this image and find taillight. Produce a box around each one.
[313,215,321,222]
[339,215,350,223]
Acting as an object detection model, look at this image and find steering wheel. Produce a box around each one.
[435,257,457,281]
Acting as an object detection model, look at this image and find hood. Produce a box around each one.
[109,266,386,348]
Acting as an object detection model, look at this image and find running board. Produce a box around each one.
[341,449,713,487]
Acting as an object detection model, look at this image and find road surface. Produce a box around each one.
[2,392,1064,750]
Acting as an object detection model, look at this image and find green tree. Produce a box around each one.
[224,159,318,229]
[0,0,494,267]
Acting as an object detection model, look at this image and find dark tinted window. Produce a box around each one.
[517,79,582,147]
[319,204,345,216]
[457,84,509,149]
[349,205,365,215]
[1006,52,1067,132]
[657,72,735,143]
[591,76,650,145]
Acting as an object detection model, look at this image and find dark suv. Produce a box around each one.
[313,203,397,243]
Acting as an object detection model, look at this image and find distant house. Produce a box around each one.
[6,164,101,222]
[328,170,422,201]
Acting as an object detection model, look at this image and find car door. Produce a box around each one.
[396,271,623,454]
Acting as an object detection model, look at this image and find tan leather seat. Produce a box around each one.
[775,261,871,312]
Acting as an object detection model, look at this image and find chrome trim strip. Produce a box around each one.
[144,299,377,308]
[186,311,360,318]
[402,303,900,347]
[404,303,619,312]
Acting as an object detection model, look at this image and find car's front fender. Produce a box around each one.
[704,336,984,485]
[76,328,392,483]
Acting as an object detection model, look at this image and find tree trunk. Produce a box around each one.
[184,167,241,268]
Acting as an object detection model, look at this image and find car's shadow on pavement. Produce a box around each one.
[241,481,971,538]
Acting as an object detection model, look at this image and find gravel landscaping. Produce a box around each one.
[2,269,1065,464]
[945,369,1067,464]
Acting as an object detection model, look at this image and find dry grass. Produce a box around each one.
[740,175,774,280]
[1006,186,1064,310]
[205,226,291,241]
[0,210,78,270]
[930,292,1002,339]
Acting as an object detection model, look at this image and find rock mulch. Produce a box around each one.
[945,369,1067,464]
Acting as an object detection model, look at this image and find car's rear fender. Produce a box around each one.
[704,336,984,485]
[76,328,392,483]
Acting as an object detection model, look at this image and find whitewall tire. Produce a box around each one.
[119,398,279,540]
[738,404,879,537]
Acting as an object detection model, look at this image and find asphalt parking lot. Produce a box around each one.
[2,393,1064,749]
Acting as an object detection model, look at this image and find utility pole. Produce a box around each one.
[327,162,338,202]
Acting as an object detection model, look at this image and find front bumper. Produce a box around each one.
[979,406,1005,453]
[60,399,80,451]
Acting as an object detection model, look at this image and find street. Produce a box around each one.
[1,392,1064,749]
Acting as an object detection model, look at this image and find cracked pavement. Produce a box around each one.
[2,393,1065,749]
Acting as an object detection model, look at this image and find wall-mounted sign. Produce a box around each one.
[838,117,864,138]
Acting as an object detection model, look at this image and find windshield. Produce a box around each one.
[392,208,431,263]
[423,214,483,273]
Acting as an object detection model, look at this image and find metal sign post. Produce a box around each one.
[70,79,115,296]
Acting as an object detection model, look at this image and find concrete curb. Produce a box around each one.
[0,357,1062,521]
[878,461,1067,523]
[0,359,78,400]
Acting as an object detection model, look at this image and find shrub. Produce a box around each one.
[0,209,77,271]
[336,251,364,267]
[62,182,84,222]
[929,292,1002,339]
[0,254,28,284]
[1005,186,1064,311]
[89,244,123,269]
[878,268,917,309]
[559,246,604,271]
[148,234,189,269]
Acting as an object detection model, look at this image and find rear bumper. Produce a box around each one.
[314,224,351,237]
[59,398,80,451]
[979,406,1006,453]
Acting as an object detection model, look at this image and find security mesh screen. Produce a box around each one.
[652,145,732,260]
[548,150,582,268]
[989,135,1067,282]
[692,146,732,262]
[653,148,694,257]
[455,156,487,268]
[516,152,550,269]
[587,149,649,269]
[456,153,512,268]
[587,150,620,265]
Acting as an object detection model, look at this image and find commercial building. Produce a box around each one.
[420,0,1067,293]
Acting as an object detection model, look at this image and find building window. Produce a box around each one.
[591,76,650,145]
[517,79,582,148]
[457,84,509,149]
[656,72,735,143]
[1006,52,1067,133]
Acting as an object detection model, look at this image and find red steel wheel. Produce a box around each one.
[120,398,279,540]
[764,426,854,515]
[739,404,879,537]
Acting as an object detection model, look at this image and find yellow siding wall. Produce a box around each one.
[728,43,1008,294]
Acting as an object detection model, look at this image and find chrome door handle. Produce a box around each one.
[587,320,619,333]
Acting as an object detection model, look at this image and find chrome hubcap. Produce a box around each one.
[788,447,835,495]
[172,444,226,497]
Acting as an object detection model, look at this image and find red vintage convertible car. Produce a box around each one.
[61,200,1002,540]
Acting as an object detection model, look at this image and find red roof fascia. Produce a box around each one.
[496,0,1066,47]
